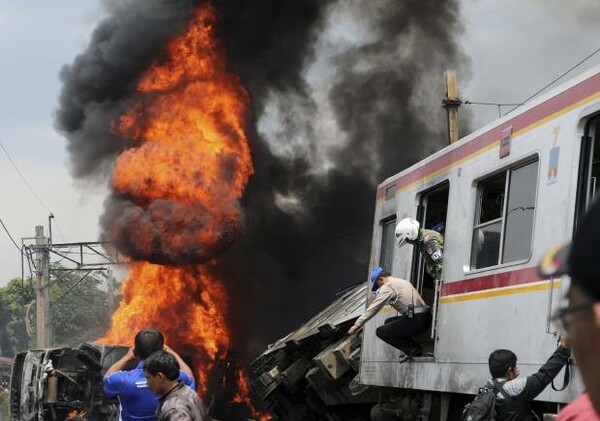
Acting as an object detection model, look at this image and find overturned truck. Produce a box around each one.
[9,344,128,421]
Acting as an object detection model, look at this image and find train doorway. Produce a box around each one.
[412,182,449,354]
[576,115,600,229]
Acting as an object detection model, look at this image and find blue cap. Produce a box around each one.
[370,266,385,291]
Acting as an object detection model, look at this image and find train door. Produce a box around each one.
[411,182,449,352]
[553,115,600,334]
[575,115,600,227]
[542,115,600,336]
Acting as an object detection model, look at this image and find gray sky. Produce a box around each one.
[1,0,600,284]
[0,2,106,284]
[460,0,600,128]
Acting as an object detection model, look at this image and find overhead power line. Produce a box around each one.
[0,217,21,251]
[0,140,53,214]
[509,45,600,113]
[463,101,521,118]
[465,45,600,118]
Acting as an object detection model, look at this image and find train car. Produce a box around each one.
[361,63,600,418]
[251,66,600,420]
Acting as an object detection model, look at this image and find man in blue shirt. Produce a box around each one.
[103,328,196,421]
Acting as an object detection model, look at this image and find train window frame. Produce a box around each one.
[469,156,540,272]
[379,215,397,273]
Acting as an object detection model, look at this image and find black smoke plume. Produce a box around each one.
[101,198,239,266]
[213,0,468,355]
[56,0,467,356]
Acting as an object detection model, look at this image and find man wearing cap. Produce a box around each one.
[347,267,431,362]
[539,198,600,418]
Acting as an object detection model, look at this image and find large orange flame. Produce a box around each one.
[104,1,253,266]
[98,263,228,395]
[66,410,86,420]
[234,369,272,421]
[98,2,267,418]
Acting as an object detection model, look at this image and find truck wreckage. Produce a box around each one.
[9,343,265,421]
[9,343,127,421]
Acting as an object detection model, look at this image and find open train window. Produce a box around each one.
[379,216,396,273]
[471,158,539,270]
[575,116,600,229]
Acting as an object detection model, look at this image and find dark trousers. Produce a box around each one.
[375,312,432,354]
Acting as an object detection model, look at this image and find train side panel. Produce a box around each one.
[360,66,600,403]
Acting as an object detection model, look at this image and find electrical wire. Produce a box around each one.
[509,45,600,113]
[464,101,522,118]
[0,140,53,214]
[464,101,520,107]
[0,217,21,251]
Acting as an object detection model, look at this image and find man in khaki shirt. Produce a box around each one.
[348,266,431,362]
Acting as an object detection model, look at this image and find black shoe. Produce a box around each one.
[398,348,422,363]
[398,353,412,363]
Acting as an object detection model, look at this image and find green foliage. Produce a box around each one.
[49,268,113,347]
[0,278,35,355]
[0,390,8,419]
[0,266,118,355]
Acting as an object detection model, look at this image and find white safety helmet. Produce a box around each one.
[395,218,420,247]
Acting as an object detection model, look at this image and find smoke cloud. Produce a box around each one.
[55,0,200,178]
[56,0,467,356]
[212,0,468,354]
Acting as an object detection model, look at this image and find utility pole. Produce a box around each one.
[22,225,125,350]
[106,269,117,313]
[443,70,462,144]
[34,225,50,349]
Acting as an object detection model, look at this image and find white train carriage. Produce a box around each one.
[360,64,600,408]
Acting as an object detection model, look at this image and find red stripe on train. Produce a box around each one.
[440,267,542,296]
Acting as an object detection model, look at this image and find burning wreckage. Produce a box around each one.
[8,343,259,421]
[249,284,383,421]
[9,344,126,421]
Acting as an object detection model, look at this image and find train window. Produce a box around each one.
[502,161,539,262]
[379,217,396,272]
[471,159,539,269]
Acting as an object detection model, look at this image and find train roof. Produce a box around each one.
[378,62,600,190]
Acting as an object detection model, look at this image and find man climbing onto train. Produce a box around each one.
[395,218,444,281]
[347,267,431,363]
[484,338,570,421]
